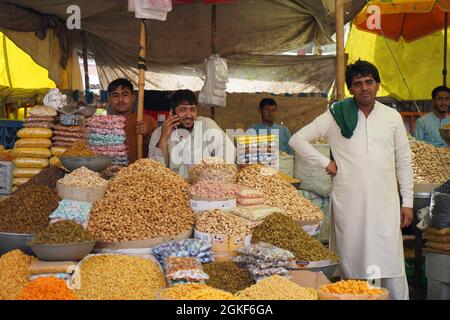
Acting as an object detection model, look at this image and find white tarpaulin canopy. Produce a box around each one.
[0,0,364,92]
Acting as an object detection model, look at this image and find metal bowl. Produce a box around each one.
[59,156,113,172]
[290,261,339,279]
[439,128,450,145]
[0,232,34,256]
[28,241,97,261]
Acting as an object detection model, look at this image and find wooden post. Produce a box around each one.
[210,4,217,120]
[336,0,345,100]
[81,32,90,91]
[444,12,448,86]
[137,20,147,160]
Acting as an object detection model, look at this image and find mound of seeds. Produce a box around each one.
[204,261,254,293]
[410,142,450,184]
[30,220,96,245]
[238,165,323,222]
[252,213,339,262]
[196,210,251,236]
[72,254,166,300]
[88,159,195,242]
[0,185,60,234]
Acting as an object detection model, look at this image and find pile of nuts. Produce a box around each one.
[0,250,38,300]
[189,158,238,185]
[72,254,166,300]
[196,210,251,236]
[410,142,450,184]
[238,165,324,222]
[189,180,236,200]
[235,275,318,300]
[88,159,195,242]
[58,167,108,189]
[0,185,60,234]
[252,213,339,262]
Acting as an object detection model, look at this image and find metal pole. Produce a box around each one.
[336,0,345,100]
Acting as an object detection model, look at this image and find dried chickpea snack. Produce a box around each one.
[236,275,318,300]
[17,128,53,139]
[158,283,236,300]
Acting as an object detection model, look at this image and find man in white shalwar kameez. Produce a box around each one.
[289,60,414,300]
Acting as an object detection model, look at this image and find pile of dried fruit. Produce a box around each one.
[252,213,339,262]
[0,185,60,234]
[30,220,96,245]
[203,261,254,293]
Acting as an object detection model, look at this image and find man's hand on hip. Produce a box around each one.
[400,207,413,228]
[325,160,338,177]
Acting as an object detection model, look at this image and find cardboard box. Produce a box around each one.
[414,183,441,195]
[289,270,331,289]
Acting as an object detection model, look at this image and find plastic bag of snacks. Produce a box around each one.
[13,168,42,178]
[49,199,92,228]
[15,138,52,149]
[13,148,51,158]
[51,147,67,157]
[189,158,238,185]
[152,239,214,265]
[17,128,53,139]
[28,105,57,117]
[13,157,49,169]
[165,256,209,284]
[238,242,294,262]
[13,177,31,186]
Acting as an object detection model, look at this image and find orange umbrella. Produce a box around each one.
[355,0,450,84]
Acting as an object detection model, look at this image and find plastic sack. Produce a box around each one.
[152,239,213,265]
[51,147,67,157]
[49,156,63,168]
[13,168,42,178]
[429,180,450,229]
[13,148,51,158]
[294,144,331,197]
[198,54,228,107]
[425,227,450,237]
[43,89,66,113]
[17,128,53,139]
[23,122,54,129]
[237,189,266,199]
[238,242,294,262]
[165,256,209,283]
[29,105,58,117]
[247,265,290,278]
[49,199,91,228]
[15,138,52,149]
[189,159,238,185]
[230,205,283,221]
[13,157,49,169]
[425,241,450,252]
[237,197,265,206]
[13,177,31,186]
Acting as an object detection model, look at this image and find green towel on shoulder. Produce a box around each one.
[330,98,359,139]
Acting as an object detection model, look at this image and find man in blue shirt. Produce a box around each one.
[414,86,450,147]
[249,98,294,154]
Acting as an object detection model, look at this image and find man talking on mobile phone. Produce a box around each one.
[148,89,235,179]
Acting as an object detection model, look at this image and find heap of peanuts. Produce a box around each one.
[238,165,323,222]
[88,159,195,242]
